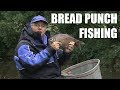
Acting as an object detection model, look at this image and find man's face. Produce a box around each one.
[31,21,47,36]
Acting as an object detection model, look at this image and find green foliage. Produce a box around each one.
[70,38,120,71]
[0,11,37,60]
[49,11,120,70]
[0,11,120,78]
[0,11,120,69]
[47,24,60,35]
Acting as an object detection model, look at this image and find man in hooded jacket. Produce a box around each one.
[14,15,75,79]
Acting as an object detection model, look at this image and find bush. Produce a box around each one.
[0,11,37,60]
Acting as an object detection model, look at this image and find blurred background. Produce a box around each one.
[0,11,120,79]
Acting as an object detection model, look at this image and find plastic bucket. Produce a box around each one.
[61,59,102,79]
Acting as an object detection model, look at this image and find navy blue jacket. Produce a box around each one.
[14,23,71,79]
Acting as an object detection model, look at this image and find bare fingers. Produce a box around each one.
[51,41,62,50]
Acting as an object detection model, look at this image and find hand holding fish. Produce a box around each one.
[50,41,62,50]
[65,41,75,53]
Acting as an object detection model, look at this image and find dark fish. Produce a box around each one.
[49,34,84,49]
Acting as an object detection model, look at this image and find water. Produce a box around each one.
[0,60,19,79]
[101,67,120,79]
[0,60,120,79]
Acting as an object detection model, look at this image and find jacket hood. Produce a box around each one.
[19,22,50,48]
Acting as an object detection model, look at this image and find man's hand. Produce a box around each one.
[65,41,75,53]
[51,41,62,50]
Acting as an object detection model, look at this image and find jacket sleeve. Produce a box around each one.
[17,44,56,68]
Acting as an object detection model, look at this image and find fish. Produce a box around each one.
[48,34,84,49]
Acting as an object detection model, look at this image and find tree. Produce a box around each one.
[0,11,37,60]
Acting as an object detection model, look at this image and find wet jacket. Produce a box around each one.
[14,23,71,79]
